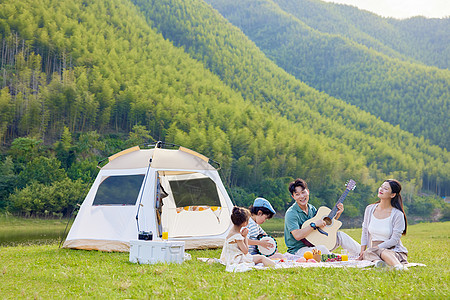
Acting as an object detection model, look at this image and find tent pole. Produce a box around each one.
[135,157,152,234]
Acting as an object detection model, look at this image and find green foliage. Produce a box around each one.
[281,0,450,70]
[67,159,98,184]
[0,156,16,210]
[137,0,449,197]
[60,126,73,150]
[341,203,360,218]
[125,125,153,147]
[75,131,105,161]
[0,0,447,218]
[9,137,42,165]
[441,203,450,221]
[404,194,445,217]
[7,152,85,216]
[17,156,67,188]
[228,186,256,208]
[228,177,292,213]
[252,177,292,213]
[205,0,450,150]
[7,177,86,217]
[0,87,13,141]
[55,141,76,170]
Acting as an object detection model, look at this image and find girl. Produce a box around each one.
[359,179,409,270]
[220,206,275,267]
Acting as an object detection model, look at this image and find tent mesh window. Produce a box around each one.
[93,175,145,205]
[169,178,221,207]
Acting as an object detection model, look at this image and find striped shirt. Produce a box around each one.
[246,217,267,255]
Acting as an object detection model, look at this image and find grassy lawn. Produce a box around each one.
[260,217,285,237]
[0,220,448,299]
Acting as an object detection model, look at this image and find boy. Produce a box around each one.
[246,198,278,256]
[284,178,360,256]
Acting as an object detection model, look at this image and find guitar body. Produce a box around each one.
[301,206,342,250]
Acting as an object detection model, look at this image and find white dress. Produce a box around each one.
[220,233,254,265]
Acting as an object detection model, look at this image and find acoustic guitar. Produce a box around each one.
[301,179,356,250]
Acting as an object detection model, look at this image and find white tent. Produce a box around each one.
[63,144,234,252]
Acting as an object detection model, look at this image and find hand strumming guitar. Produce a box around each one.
[315,219,327,228]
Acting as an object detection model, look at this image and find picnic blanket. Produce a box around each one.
[198,254,426,272]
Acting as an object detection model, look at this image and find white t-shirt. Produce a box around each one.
[368,214,392,241]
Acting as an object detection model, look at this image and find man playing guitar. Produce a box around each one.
[284,178,360,257]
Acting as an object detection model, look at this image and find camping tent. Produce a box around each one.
[63,143,234,252]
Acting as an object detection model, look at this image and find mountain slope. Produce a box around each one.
[204,0,450,150]
[0,0,449,209]
[132,0,449,194]
[0,0,386,211]
[274,0,450,70]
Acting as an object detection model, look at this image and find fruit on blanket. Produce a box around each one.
[313,254,321,262]
[296,257,307,263]
[307,258,318,263]
[303,251,313,260]
[342,254,348,261]
[312,248,321,255]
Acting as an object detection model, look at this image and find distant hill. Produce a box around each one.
[133,0,448,195]
[273,0,450,69]
[204,0,450,150]
[0,0,449,215]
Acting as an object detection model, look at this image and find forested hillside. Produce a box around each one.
[204,0,450,150]
[272,0,450,70]
[134,0,449,190]
[0,0,448,220]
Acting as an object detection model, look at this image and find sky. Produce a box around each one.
[322,0,450,19]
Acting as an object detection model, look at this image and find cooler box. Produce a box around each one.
[129,240,185,264]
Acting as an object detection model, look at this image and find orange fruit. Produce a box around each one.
[303,251,313,260]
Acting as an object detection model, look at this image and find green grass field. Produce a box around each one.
[0,220,448,299]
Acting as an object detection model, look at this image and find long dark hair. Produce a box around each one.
[385,179,407,235]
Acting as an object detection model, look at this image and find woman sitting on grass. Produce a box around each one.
[220,206,275,267]
[359,179,409,270]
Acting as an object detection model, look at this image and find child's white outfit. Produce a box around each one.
[220,233,253,265]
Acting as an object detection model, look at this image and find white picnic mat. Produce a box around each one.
[197,256,426,273]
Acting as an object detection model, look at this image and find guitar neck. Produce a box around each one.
[328,189,350,219]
